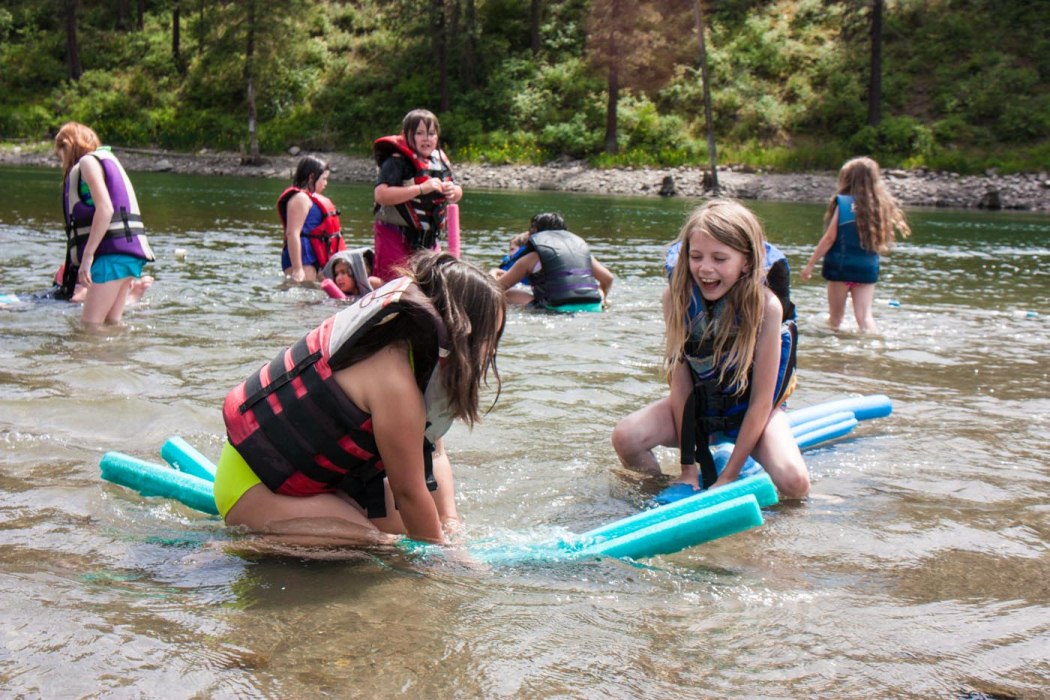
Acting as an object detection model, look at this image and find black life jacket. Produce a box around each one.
[527,230,602,308]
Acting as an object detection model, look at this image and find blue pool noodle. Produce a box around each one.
[786,394,892,427]
[100,451,219,515]
[160,436,217,482]
[582,472,778,543]
[579,495,762,560]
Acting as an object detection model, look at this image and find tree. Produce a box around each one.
[63,0,82,81]
[693,0,719,193]
[868,0,883,126]
[587,0,687,155]
[530,0,541,57]
[242,0,260,164]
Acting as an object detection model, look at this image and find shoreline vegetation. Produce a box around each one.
[4,142,1048,212]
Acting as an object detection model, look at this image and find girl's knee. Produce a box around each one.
[776,467,810,500]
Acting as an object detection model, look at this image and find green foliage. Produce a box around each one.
[0,0,1046,173]
[848,116,934,163]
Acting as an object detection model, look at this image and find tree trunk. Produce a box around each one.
[434,0,449,111]
[463,0,477,88]
[173,0,184,74]
[604,63,619,154]
[693,0,719,194]
[137,0,145,30]
[242,0,262,165]
[530,0,541,57]
[64,0,82,81]
[868,0,883,126]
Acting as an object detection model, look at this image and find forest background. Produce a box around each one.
[1,0,1047,176]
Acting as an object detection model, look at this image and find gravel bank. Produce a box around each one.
[4,143,1047,211]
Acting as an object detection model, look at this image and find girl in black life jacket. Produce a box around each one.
[216,252,505,547]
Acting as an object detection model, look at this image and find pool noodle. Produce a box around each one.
[467,494,764,566]
[795,416,859,449]
[320,278,347,300]
[160,436,217,482]
[581,472,778,543]
[102,394,893,560]
[446,203,461,258]
[786,394,892,427]
[100,452,219,515]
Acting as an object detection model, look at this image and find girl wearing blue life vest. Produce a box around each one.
[801,156,911,332]
[612,200,809,500]
[55,122,155,326]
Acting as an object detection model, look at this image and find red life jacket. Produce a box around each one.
[277,186,347,268]
[372,135,453,249]
[222,277,449,518]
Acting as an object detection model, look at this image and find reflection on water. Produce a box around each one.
[1,166,1048,697]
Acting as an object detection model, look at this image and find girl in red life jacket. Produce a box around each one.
[215,252,506,548]
[279,156,345,283]
[372,109,464,281]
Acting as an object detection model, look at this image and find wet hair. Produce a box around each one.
[54,122,101,178]
[330,252,504,426]
[401,109,440,155]
[665,199,767,396]
[405,251,505,425]
[292,155,329,191]
[530,212,566,233]
[828,156,911,253]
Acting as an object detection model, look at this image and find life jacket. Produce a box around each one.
[665,243,798,488]
[821,193,879,284]
[527,230,602,309]
[277,186,346,268]
[372,135,453,250]
[222,276,452,518]
[61,148,154,297]
[321,247,376,299]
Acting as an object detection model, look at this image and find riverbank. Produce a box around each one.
[4,142,1048,211]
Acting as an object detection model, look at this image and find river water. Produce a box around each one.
[1,165,1048,697]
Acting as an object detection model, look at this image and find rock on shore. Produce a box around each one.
[4,143,1047,211]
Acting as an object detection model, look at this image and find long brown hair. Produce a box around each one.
[826,156,911,253]
[665,199,767,396]
[54,122,101,178]
[405,252,504,425]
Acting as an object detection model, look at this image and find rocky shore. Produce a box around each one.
[4,142,1047,211]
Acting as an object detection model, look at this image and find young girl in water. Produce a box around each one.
[216,252,505,547]
[801,156,911,332]
[612,199,809,500]
[372,109,463,281]
[54,122,155,325]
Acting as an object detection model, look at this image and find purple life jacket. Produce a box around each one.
[62,148,154,267]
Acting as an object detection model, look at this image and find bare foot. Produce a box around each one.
[127,275,154,304]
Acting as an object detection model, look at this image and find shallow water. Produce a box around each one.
[1,165,1048,697]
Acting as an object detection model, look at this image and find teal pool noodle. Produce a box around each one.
[160,436,217,482]
[100,451,218,516]
[795,417,859,449]
[579,495,763,560]
[461,494,764,566]
[580,472,778,543]
[786,394,892,427]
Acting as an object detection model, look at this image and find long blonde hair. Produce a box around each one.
[54,122,101,178]
[826,156,911,253]
[665,199,767,396]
